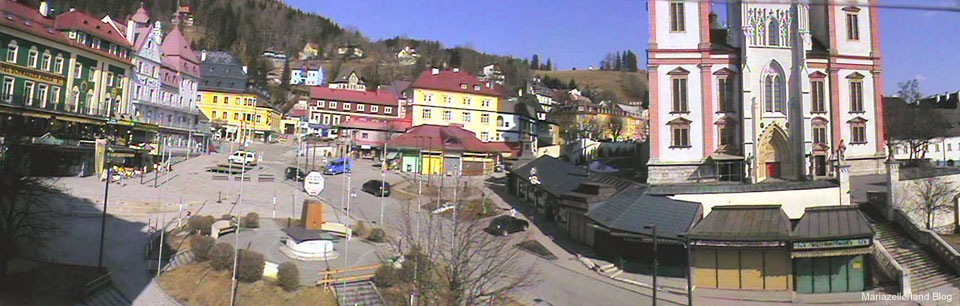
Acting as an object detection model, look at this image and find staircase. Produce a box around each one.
[871,221,960,293]
[76,282,131,306]
[333,281,385,306]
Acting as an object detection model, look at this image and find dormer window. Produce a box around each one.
[460,83,467,89]
[474,85,481,91]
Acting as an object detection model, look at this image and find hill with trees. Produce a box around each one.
[534,70,648,106]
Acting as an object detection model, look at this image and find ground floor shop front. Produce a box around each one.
[794,254,870,294]
[692,247,793,290]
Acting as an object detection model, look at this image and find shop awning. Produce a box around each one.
[56,114,104,125]
[791,246,873,258]
[385,151,399,159]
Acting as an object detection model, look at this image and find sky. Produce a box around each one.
[287,0,960,96]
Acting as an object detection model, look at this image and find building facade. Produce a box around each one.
[647,0,886,184]
[123,6,205,154]
[197,51,280,142]
[0,1,149,176]
[552,101,645,142]
[408,68,503,142]
[290,61,324,86]
[307,68,400,134]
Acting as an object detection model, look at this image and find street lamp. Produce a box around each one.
[97,166,111,272]
[678,232,693,306]
[644,224,657,306]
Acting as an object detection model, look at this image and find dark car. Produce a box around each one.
[362,180,391,197]
[485,215,529,236]
[285,167,306,181]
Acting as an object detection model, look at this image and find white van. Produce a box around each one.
[229,151,257,164]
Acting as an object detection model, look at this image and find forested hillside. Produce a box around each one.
[30,0,534,101]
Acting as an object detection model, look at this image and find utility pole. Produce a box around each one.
[230,158,246,306]
[380,141,386,226]
[156,213,165,278]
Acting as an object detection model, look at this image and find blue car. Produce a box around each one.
[323,157,353,175]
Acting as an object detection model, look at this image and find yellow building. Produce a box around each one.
[408,68,503,142]
[552,102,645,142]
[197,90,281,142]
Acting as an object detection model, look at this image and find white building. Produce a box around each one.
[122,7,162,122]
[290,61,324,86]
[890,92,960,165]
[647,0,886,184]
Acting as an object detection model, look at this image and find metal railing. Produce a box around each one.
[892,208,960,274]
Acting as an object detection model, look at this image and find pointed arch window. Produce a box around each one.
[767,19,780,46]
[763,63,785,113]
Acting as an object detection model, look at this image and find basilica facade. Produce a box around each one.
[647,0,886,184]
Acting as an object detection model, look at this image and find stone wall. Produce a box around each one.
[647,163,709,184]
[887,162,960,233]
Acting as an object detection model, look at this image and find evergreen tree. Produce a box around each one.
[449,49,462,68]
[568,78,578,89]
[615,51,622,71]
[531,54,540,70]
[545,59,552,71]
[624,50,638,72]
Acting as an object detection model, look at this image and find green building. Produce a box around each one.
[0,1,146,176]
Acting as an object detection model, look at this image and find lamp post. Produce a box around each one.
[679,233,693,306]
[229,157,246,306]
[97,166,111,272]
[644,224,657,306]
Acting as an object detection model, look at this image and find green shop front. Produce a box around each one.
[791,206,875,294]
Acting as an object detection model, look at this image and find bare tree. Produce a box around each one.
[886,82,949,161]
[439,217,538,305]
[384,178,539,305]
[606,116,625,142]
[0,120,60,279]
[907,177,957,230]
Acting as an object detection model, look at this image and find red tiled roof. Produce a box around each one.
[0,1,130,63]
[310,86,399,106]
[286,108,308,118]
[54,10,131,48]
[338,116,411,132]
[1,1,69,45]
[386,124,510,153]
[410,69,503,97]
[161,27,200,63]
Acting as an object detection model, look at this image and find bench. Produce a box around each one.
[258,174,275,182]
[212,175,228,181]
[234,176,251,182]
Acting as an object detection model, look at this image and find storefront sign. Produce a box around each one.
[793,238,871,250]
[0,62,65,86]
[692,240,786,248]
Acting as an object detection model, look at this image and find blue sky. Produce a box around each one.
[288,0,960,95]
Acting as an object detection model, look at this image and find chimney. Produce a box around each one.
[39,1,49,17]
[485,82,490,88]
[242,66,248,74]
[126,19,135,44]
[431,68,439,75]
[200,49,207,61]
[453,67,459,73]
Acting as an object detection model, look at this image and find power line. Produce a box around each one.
[646,0,960,13]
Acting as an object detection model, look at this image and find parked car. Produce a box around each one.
[285,167,306,181]
[431,202,457,214]
[362,180,391,197]
[485,215,529,236]
[229,151,257,164]
[323,157,353,175]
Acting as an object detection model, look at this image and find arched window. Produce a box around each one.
[767,19,780,46]
[497,115,505,127]
[763,62,785,113]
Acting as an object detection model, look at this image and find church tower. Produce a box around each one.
[647,0,885,185]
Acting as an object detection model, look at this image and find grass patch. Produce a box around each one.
[158,262,337,306]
